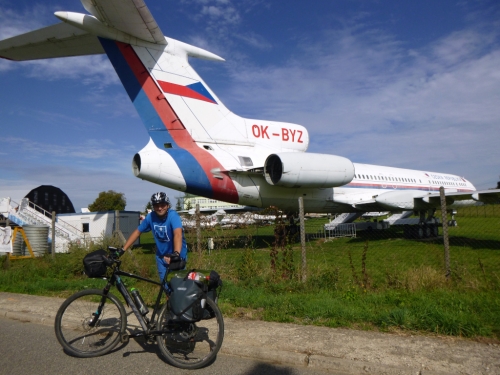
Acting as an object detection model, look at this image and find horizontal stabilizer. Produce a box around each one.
[81,0,166,44]
[0,22,103,61]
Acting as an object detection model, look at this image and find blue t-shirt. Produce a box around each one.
[138,209,187,259]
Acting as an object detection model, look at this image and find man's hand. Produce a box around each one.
[164,252,180,264]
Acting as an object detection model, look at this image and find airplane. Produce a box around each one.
[0,0,499,223]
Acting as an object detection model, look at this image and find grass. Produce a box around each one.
[1,205,499,340]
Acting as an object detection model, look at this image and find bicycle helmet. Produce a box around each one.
[151,192,170,206]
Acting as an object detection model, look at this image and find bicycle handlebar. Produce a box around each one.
[106,247,125,265]
[107,247,185,270]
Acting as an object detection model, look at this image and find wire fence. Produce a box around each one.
[181,202,500,290]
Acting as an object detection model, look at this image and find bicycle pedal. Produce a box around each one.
[120,334,129,344]
[146,336,157,345]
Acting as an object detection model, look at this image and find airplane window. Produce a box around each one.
[203,145,214,150]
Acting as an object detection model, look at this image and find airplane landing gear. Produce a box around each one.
[403,209,440,239]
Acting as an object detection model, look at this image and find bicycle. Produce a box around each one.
[54,247,224,370]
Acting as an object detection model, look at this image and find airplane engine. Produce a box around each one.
[264,153,355,188]
[132,141,187,191]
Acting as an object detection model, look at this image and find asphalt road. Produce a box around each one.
[0,316,343,375]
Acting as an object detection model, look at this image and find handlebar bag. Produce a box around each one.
[83,249,109,278]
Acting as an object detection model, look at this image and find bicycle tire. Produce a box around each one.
[157,297,224,369]
[54,289,127,358]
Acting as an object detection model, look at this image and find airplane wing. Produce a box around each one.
[0,22,103,61]
[81,0,165,44]
[419,189,500,206]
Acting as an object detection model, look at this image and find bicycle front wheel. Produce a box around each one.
[54,289,127,358]
[157,297,224,369]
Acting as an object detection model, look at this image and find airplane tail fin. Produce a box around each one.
[99,37,247,201]
[99,38,246,147]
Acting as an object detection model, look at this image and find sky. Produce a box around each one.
[0,0,499,212]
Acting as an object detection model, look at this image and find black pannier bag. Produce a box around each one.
[168,269,222,303]
[83,249,109,278]
[207,270,222,303]
[168,277,206,322]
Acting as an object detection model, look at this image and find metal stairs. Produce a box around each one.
[0,197,84,253]
[384,211,418,225]
[324,212,364,230]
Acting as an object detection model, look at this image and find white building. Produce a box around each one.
[58,210,141,245]
[181,194,257,213]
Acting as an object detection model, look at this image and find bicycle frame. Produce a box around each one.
[98,259,172,341]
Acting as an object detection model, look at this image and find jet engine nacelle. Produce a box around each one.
[264,152,355,188]
[132,140,187,191]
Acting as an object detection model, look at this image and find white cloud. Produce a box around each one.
[214,22,500,189]
[2,136,123,160]
[0,4,54,40]
[23,55,118,86]
[233,32,272,50]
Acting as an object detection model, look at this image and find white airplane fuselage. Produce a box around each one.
[0,0,498,214]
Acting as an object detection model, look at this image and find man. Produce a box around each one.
[123,192,187,281]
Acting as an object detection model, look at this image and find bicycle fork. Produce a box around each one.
[88,284,113,328]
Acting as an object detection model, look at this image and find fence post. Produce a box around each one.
[439,187,451,279]
[299,197,307,282]
[51,211,56,258]
[114,210,126,246]
[5,217,10,269]
[196,204,201,254]
[115,210,120,232]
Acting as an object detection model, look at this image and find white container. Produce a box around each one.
[22,225,49,256]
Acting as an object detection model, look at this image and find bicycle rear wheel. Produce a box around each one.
[157,297,224,369]
[54,289,127,358]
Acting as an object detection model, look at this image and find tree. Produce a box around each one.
[88,190,126,212]
[175,199,182,211]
